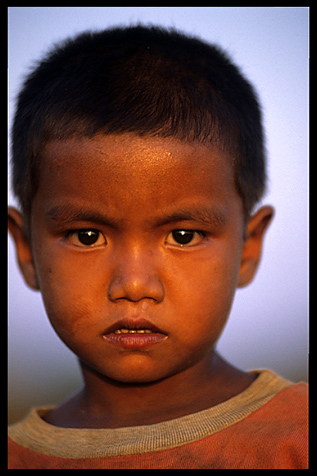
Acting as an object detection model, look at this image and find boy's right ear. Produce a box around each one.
[8,207,39,290]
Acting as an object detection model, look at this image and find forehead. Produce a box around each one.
[36,134,240,216]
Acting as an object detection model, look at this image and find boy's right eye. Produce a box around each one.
[65,229,107,248]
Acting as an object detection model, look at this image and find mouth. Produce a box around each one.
[114,328,153,334]
[102,318,168,349]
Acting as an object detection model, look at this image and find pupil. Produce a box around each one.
[172,230,194,245]
[78,230,99,245]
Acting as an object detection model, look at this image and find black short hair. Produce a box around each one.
[11,25,266,223]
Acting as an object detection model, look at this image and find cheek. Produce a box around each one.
[33,252,103,343]
[173,249,242,344]
[40,283,87,343]
[40,289,103,359]
[179,248,241,311]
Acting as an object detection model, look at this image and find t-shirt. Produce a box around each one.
[8,370,308,469]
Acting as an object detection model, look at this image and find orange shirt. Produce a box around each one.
[8,370,308,469]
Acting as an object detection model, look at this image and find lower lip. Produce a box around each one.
[103,332,168,349]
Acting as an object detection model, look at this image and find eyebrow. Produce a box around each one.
[46,204,121,228]
[153,206,227,228]
[46,204,227,229]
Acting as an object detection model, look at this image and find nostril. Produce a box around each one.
[107,273,165,304]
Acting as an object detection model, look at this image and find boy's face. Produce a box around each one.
[9,134,271,385]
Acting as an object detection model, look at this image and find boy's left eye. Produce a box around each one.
[66,229,106,248]
[165,230,206,247]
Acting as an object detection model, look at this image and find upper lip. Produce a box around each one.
[103,317,166,335]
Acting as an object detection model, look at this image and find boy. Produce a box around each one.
[8,25,308,469]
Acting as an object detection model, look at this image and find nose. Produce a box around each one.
[107,247,165,304]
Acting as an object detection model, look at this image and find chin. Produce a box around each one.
[83,358,168,386]
[104,367,168,385]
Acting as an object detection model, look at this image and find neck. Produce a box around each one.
[44,352,255,429]
[80,353,216,426]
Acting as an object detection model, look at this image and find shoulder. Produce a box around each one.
[8,407,55,466]
[257,380,308,422]
[239,373,308,439]
[230,380,308,468]
[222,372,308,441]
[8,436,34,469]
[200,372,308,469]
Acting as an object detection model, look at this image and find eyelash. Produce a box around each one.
[64,229,208,249]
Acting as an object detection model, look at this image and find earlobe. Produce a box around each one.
[8,207,40,290]
[238,206,274,288]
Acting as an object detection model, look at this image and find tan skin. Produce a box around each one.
[8,133,273,429]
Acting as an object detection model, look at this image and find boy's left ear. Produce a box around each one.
[238,206,274,288]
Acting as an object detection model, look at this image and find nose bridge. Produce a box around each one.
[107,242,164,303]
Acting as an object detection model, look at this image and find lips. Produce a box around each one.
[102,317,168,349]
